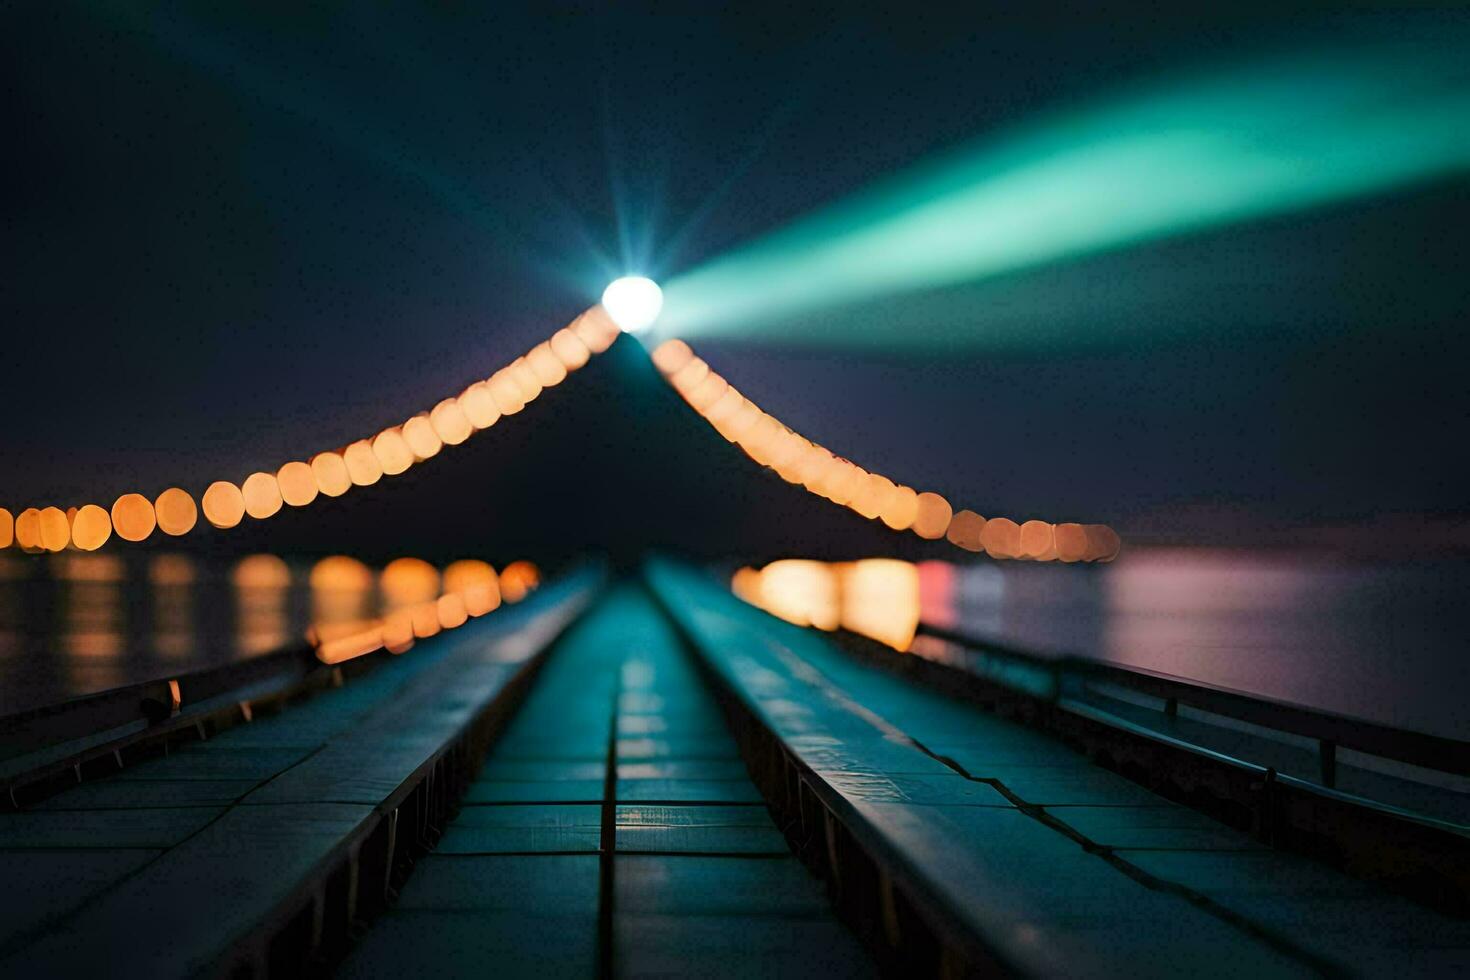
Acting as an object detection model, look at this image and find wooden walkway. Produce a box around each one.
[0,575,593,976]
[0,565,1467,977]
[646,562,1470,978]
[337,585,872,978]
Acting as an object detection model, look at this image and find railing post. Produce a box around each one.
[1319,739,1337,788]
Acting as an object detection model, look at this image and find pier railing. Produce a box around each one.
[0,643,325,806]
[843,620,1470,913]
[916,622,1470,790]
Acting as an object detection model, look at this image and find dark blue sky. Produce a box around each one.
[2,4,1467,546]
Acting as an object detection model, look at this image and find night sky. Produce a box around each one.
[3,4,1467,551]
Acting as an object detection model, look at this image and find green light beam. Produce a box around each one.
[659,30,1470,348]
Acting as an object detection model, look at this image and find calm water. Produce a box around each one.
[921,547,1470,741]
[3,548,1466,742]
[0,552,318,714]
[0,551,538,716]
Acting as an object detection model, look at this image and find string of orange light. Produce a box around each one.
[309,555,541,665]
[0,310,621,555]
[732,558,921,650]
[651,338,1121,563]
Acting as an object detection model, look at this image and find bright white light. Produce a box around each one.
[601,276,663,333]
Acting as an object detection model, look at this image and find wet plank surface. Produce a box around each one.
[648,561,1470,979]
[0,579,589,976]
[338,586,874,979]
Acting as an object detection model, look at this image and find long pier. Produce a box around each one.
[1,565,1467,977]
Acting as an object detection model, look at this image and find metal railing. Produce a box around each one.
[914,622,1470,797]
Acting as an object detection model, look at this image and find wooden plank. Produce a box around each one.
[618,760,749,782]
[1049,805,1267,851]
[0,575,598,976]
[615,778,763,803]
[481,760,605,782]
[615,855,830,917]
[437,804,603,854]
[0,849,158,948]
[338,909,598,979]
[821,771,1010,806]
[1,803,375,977]
[615,733,740,760]
[646,563,1345,978]
[395,854,599,914]
[112,746,316,782]
[615,804,788,854]
[464,779,605,804]
[614,914,875,980]
[0,807,221,848]
[30,779,257,810]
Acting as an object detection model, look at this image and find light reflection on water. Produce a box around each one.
[0,552,319,714]
[923,548,1470,741]
[733,549,1468,741]
[151,554,197,661]
[0,553,536,715]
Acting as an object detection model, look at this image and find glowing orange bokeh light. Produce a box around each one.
[311,452,352,498]
[840,559,921,651]
[499,560,540,603]
[402,415,443,460]
[372,428,414,476]
[7,307,628,555]
[274,462,318,508]
[202,481,246,529]
[1018,520,1057,560]
[652,339,694,375]
[458,381,501,430]
[343,440,383,487]
[880,485,920,531]
[429,398,473,446]
[705,387,744,428]
[382,609,415,654]
[70,504,112,551]
[38,506,70,552]
[656,337,1120,562]
[241,472,284,520]
[14,508,43,552]
[316,626,384,666]
[945,509,986,552]
[572,307,620,353]
[526,343,568,387]
[980,517,1021,559]
[149,553,194,585]
[410,601,442,639]
[487,369,526,416]
[445,558,500,616]
[154,487,198,536]
[549,328,591,370]
[310,554,374,591]
[1054,523,1089,563]
[912,492,953,540]
[1084,524,1122,562]
[759,559,841,631]
[509,357,543,405]
[111,493,157,542]
[731,566,761,603]
[436,592,469,630]
[232,553,291,588]
[381,556,440,608]
[736,558,919,651]
[671,358,710,396]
